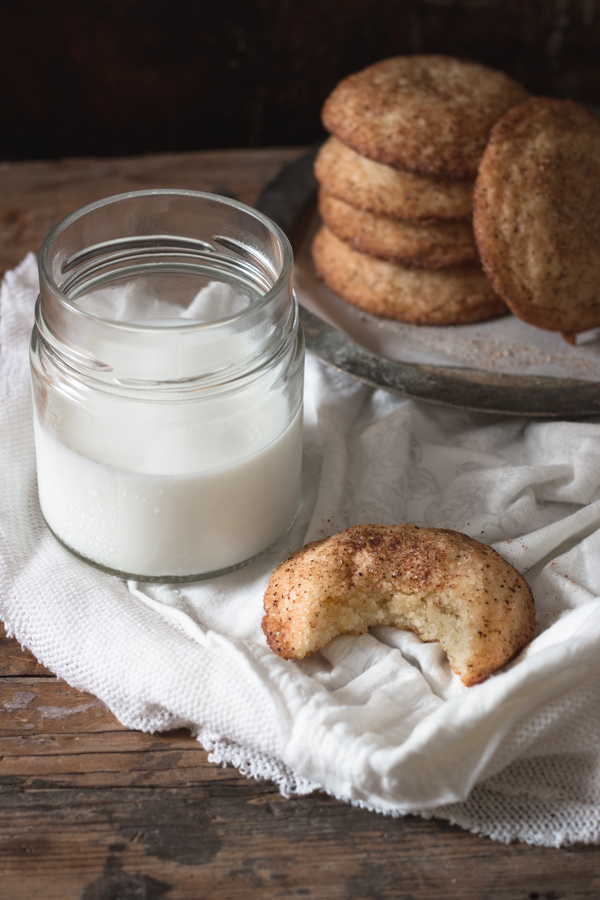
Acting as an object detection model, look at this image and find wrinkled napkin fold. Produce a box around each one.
[2,255,600,847]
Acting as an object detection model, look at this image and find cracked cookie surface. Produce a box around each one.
[262,524,536,686]
[322,55,530,179]
[474,97,600,337]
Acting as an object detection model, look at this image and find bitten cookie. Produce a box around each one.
[312,225,507,325]
[322,55,530,179]
[318,188,479,269]
[262,524,536,686]
[315,136,475,221]
[474,97,600,337]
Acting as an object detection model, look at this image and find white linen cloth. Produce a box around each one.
[2,255,600,847]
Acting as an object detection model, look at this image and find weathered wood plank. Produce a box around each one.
[0,624,52,677]
[1,774,599,900]
[0,675,132,734]
[0,679,599,899]
[0,148,305,277]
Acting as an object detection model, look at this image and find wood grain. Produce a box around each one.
[2,668,600,900]
[2,149,600,898]
[0,148,302,278]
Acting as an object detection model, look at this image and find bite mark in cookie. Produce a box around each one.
[262,524,536,686]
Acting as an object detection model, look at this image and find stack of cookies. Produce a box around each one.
[312,55,530,326]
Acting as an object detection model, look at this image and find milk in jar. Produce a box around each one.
[30,190,304,580]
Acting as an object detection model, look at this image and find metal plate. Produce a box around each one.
[254,148,600,418]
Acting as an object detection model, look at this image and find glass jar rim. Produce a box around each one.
[37,188,294,332]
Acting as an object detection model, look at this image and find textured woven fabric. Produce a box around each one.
[2,255,600,846]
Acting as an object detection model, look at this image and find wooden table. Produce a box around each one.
[1,148,599,900]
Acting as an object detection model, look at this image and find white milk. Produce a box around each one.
[33,193,303,580]
[34,406,303,578]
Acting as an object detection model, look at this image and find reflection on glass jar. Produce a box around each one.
[30,190,304,581]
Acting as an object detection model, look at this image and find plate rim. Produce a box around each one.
[255,147,600,418]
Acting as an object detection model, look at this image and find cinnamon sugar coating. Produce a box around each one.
[318,188,478,269]
[322,56,530,179]
[474,97,600,336]
[262,524,536,687]
[312,225,507,325]
[315,137,474,221]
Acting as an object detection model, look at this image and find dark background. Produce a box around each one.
[2,0,600,162]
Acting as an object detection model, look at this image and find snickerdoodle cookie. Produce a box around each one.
[318,189,478,269]
[474,97,600,337]
[262,524,535,686]
[314,136,474,221]
[312,225,506,325]
[322,55,530,179]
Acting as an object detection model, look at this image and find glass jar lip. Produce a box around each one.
[37,188,294,332]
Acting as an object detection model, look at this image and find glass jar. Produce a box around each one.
[30,189,304,581]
